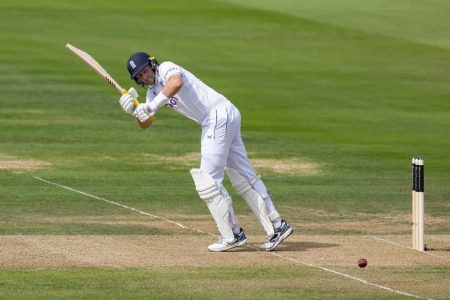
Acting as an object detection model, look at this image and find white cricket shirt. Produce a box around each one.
[146,62,229,124]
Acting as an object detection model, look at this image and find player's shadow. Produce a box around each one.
[231,241,339,252]
[275,241,340,252]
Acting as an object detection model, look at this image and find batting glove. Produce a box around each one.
[128,87,139,99]
[119,87,139,115]
[134,103,155,122]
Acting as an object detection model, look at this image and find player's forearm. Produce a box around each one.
[136,117,153,129]
[162,74,183,97]
[149,75,183,111]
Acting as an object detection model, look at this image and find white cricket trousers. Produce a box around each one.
[199,101,278,226]
[200,101,255,184]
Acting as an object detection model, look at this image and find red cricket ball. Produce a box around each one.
[358,258,368,268]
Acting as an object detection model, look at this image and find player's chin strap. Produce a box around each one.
[190,169,235,243]
[135,79,148,88]
[226,168,278,237]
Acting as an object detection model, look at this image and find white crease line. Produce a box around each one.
[268,252,428,300]
[34,176,430,300]
[33,176,187,230]
[368,236,450,261]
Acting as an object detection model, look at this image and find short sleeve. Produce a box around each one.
[158,62,182,86]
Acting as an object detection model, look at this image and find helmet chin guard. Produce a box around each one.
[126,52,159,87]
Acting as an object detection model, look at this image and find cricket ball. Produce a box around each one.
[358,258,368,268]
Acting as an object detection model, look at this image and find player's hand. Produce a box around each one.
[128,87,139,99]
[119,94,135,114]
[134,103,155,122]
[119,87,139,114]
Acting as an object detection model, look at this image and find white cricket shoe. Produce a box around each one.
[208,228,247,252]
[260,220,293,251]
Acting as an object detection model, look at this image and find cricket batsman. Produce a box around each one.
[119,52,293,251]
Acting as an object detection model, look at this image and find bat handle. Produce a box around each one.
[121,89,140,107]
[122,89,155,124]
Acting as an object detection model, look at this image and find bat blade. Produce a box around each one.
[65,43,126,94]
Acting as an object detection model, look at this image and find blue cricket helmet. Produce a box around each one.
[126,52,159,86]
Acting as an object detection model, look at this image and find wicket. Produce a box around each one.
[411,157,425,251]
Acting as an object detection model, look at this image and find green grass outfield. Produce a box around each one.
[0,0,449,299]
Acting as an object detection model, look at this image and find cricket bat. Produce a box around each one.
[65,43,139,107]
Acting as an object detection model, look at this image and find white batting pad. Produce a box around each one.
[190,169,235,242]
[226,168,275,237]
